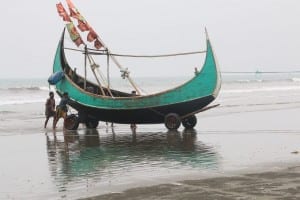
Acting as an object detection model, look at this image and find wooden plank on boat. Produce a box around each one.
[181,104,220,119]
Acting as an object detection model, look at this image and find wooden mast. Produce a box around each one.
[93,36,142,95]
[84,45,87,90]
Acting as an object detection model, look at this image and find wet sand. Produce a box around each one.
[83,165,300,200]
[0,102,300,199]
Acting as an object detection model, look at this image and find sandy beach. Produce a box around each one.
[0,101,300,199]
[83,165,300,200]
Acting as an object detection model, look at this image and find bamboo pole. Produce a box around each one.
[94,36,141,95]
[92,68,106,96]
[86,55,105,96]
[89,55,114,97]
[84,45,87,90]
[107,49,110,88]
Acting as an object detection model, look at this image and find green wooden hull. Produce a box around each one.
[52,30,221,124]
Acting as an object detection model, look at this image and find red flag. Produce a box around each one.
[65,0,100,45]
[94,39,103,49]
[74,37,84,47]
[77,19,90,32]
[66,0,84,21]
[66,0,76,9]
[56,3,65,14]
[69,7,81,20]
[87,28,98,42]
[56,3,71,22]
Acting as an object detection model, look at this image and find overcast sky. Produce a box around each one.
[0,0,299,78]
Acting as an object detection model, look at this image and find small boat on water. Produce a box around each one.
[50,0,221,130]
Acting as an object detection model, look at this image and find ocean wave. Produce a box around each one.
[222,85,300,94]
[224,77,300,84]
[220,101,300,108]
[0,99,45,106]
[236,79,252,83]
[0,111,16,114]
[0,86,49,91]
[224,79,266,84]
[291,78,300,82]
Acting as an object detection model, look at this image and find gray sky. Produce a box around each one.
[0,0,299,78]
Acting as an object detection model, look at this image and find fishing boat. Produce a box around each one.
[50,0,221,130]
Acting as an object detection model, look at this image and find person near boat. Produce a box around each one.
[44,92,56,128]
[53,92,69,129]
[130,90,137,130]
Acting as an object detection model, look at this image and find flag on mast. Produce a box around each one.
[66,0,103,49]
[66,22,84,47]
[94,39,103,50]
[77,19,90,32]
[87,28,98,42]
[66,0,90,31]
[56,1,84,47]
[56,3,71,22]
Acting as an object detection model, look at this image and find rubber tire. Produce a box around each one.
[182,115,197,129]
[164,113,181,130]
[85,119,99,129]
[64,114,80,130]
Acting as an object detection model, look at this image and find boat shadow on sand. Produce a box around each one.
[46,128,219,190]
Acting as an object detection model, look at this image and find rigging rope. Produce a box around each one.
[104,51,207,58]
[64,47,206,96]
[86,55,106,96]
[64,47,206,58]
[221,71,300,74]
[87,54,114,97]
[70,49,142,95]
[64,46,206,96]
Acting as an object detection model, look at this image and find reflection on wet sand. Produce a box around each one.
[46,128,219,195]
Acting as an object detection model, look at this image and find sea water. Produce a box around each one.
[0,74,300,199]
[0,73,300,107]
[0,74,300,120]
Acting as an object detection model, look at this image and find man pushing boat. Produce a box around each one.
[53,92,69,129]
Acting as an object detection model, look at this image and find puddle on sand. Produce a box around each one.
[46,128,219,198]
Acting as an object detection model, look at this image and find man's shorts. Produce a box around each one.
[56,108,66,119]
[45,110,55,118]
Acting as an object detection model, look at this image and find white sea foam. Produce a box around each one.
[1,86,49,91]
[291,77,300,82]
[0,99,45,106]
[236,80,251,83]
[222,85,300,94]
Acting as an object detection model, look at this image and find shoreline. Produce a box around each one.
[81,162,300,200]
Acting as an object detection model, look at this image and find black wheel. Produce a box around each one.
[182,115,197,129]
[64,114,79,130]
[164,113,181,130]
[85,118,99,129]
